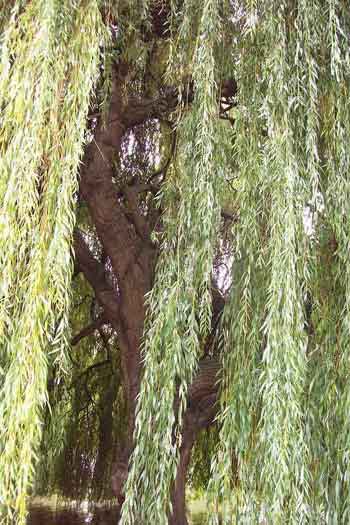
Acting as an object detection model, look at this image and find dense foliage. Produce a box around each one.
[1,1,350,524]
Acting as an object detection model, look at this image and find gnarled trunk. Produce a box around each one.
[75,60,223,523]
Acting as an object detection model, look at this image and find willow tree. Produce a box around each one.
[1,1,350,524]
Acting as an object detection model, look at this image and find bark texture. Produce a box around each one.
[73,62,224,523]
[169,358,221,525]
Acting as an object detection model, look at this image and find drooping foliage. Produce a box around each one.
[0,1,105,522]
[1,1,350,525]
[120,1,228,523]
[208,2,350,524]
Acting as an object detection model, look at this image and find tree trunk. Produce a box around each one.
[169,428,196,525]
[169,358,221,525]
[75,60,223,523]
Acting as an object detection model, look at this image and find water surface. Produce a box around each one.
[27,505,207,524]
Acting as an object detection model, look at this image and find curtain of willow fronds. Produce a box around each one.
[120,1,224,524]
[293,0,323,521]
[207,1,349,523]
[255,2,311,522]
[0,1,20,36]
[208,7,268,524]
[311,3,350,523]
[166,0,200,83]
[0,2,105,522]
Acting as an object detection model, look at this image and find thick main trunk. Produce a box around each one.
[80,67,157,471]
[77,61,223,523]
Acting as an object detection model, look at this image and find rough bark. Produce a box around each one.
[77,66,172,514]
[75,61,224,523]
[169,358,221,525]
[79,67,157,453]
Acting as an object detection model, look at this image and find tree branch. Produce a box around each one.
[71,315,108,346]
[74,230,121,331]
[121,87,178,130]
[148,120,176,183]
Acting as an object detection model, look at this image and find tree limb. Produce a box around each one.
[71,315,108,346]
[74,230,121,331]
[148,119,176,183]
